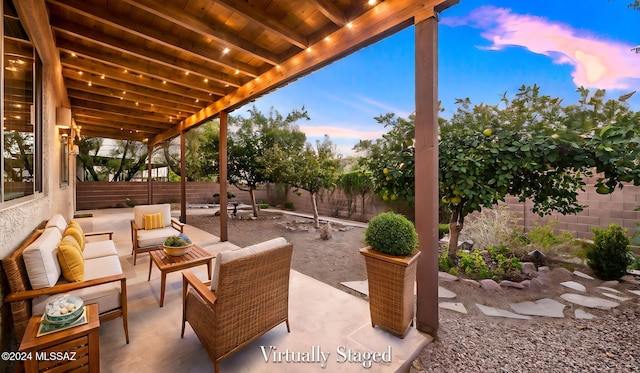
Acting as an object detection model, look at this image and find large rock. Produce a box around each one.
[479,279,502,291]
[319,223,332,240]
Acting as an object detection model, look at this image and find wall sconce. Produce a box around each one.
[58,126,71,140]
[56,107,72,129]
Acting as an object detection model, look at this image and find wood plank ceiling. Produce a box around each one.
[45,0,451,145]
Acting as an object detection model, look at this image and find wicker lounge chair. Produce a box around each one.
[181,237,293,373]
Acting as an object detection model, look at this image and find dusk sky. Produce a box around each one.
[240,0,640,155]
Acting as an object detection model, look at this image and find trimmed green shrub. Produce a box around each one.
[587,224,632,280]
[283,201,295,210]
[365,212,418,256]
[125,198,136,207]
[258,203,270,209]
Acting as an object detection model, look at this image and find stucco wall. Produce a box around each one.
[1,1,74,356]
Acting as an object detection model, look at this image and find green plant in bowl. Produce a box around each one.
[163,234,193,256]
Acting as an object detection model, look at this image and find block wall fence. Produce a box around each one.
[76,179,639,239]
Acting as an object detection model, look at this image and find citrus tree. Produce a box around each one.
[357,85,640,255]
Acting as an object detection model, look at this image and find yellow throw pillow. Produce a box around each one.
[57,235,84,282]
[65,221,85,251]
[144,212,164,230]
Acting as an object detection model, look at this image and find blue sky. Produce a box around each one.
[239,0,640,155]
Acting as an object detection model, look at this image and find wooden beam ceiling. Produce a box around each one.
[36,0,454,143]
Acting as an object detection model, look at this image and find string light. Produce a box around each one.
[223,47,230,54]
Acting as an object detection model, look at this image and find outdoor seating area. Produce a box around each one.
[22,208,428,372]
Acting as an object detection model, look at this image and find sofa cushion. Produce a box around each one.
[32,255,123,316]
[84,240,118,260]
[64,221,85,251]
[23,228,63,289]
[144,212,164,230]
[133,204,172,229]
[57,235,84,282]
[45,214,68,235]
[211,237,288,292]
[136,226,181,248]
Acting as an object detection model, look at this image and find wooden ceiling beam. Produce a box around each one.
[74,116,161,136]
[71,107,172,129]
[62,69,211,111]
[121,0,285,65]
[52,22,242,89]
[49,0,264,75]
[211,0,308,49]
[63,79,202,114]
[78,126,148,142]
[67,89,189,119]
[60,53,229,101]
[69,97,176,124]
[151,0,441,146]
[307,0,348,27]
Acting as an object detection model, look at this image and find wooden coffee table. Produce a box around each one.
[147,245,213,307]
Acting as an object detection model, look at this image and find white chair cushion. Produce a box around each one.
[23,228,63,289]
[133,204,172,229]
[211,237,288,292]
[84,240,118,260]
[45,214,68,236]
[136,226,181,248]
[33,255,124,315]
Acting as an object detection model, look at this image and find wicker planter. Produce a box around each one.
[360,247,421,339]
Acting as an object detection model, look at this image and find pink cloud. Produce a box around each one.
[442,6,640,89]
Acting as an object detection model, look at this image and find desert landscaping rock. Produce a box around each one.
[596,286,621,294]
[438,271,458,282]
[628,290,640,296]
[521,262,536,275]
[461,278,480,287]
[439,302,467,314]
[509,298,565,318]
[499,280,526,289]
[575,308,595,320]
[560,293,620,310]
[600,293,631,302]
[479,279,502,291]
[476,303,531,319]
[560,281,586,292]
[573,270,595,280]
[438,286,456,299]
[602,280,620,287]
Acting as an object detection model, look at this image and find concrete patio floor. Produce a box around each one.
[76,208,431,372]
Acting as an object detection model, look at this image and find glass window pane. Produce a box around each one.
[3,0,37,202]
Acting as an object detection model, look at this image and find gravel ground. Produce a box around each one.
[186,210,640,373]
[414,292,640,373]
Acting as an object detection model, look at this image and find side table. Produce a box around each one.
[148,245,213,307]
[19,303,100,373]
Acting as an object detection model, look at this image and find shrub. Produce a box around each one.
[463,206,519,250]
[587,224,632,280]
[125,198,136,207]
[438,224,449,239]
[457,250,491,280]
[527,221,573,250]
[438,250,454,272]
[283,201,295,210]
[365,212,418,256]
[258,203,270,209]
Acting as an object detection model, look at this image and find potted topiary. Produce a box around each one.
[359,211,420,339]
[163,234,193,256]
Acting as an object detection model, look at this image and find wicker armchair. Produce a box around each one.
[181,237,293,373]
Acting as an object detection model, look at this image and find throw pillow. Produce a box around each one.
[144,212,164,230]
[64,221,85,251]
[57,235,84,282]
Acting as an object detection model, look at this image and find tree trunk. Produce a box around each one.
[310,191,320,229]
[249,188,259,217]
[447,203,465,256]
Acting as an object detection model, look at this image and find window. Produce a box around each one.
[2,0,42,203]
